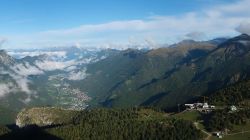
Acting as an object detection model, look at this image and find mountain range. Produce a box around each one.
[1,34,250,124]
[81,34,250,109]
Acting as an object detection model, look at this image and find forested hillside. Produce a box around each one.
[208,79,250,106]
[0,107,202,140]
[81,34,250,109]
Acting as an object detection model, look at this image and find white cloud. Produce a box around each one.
[235,22,250,35]
[41,20,151,35]
[65,66,77,71]
[214,0,250,15]
[4,0,250,49]
[22,96,32,104]
[11,62,44,76]
[0,83,14,98]
[185,32,207,41]
[14,76,31,93]
[67,69,88,80]
[8,51,67,59]
[35,60,76,71]
[8,73,33,95]
[0,62,44,98]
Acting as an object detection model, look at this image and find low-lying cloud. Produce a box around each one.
[12,62,44,76]
[8,51,67,59]
[67,69,88,81]
[0,83,14,98]
[0,52,93,100]
[35,60,76,71]
[10,62,46,95]
[0,62,45,99]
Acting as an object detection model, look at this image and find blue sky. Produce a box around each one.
[0,0,249,49]
[0,0,221,33]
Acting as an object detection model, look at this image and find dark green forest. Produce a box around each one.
[0,108,202,140]
[205,109,250,131]
[204,79,250,131]
[208,79,250,106]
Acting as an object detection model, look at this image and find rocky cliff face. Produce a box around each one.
[16,107,78,127]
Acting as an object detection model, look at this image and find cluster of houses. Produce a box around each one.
[184,102,239,139]
[214,131,223,139]
[184,102,238,113]
[184,102,215,111]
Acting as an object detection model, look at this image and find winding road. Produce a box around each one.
[194,122,212,140]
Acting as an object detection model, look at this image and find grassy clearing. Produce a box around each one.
[173,110,201,121]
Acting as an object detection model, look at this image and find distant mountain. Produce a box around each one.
[207,37,228,45]
[80,34,250,110]
[81,39,216,108]
[8,46,119,61]
[1,34,250,124]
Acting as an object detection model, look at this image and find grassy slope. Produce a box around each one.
[173,111,202,121]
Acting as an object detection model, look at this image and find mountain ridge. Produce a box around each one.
[79,34,250,109]
[1,34,250,121]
